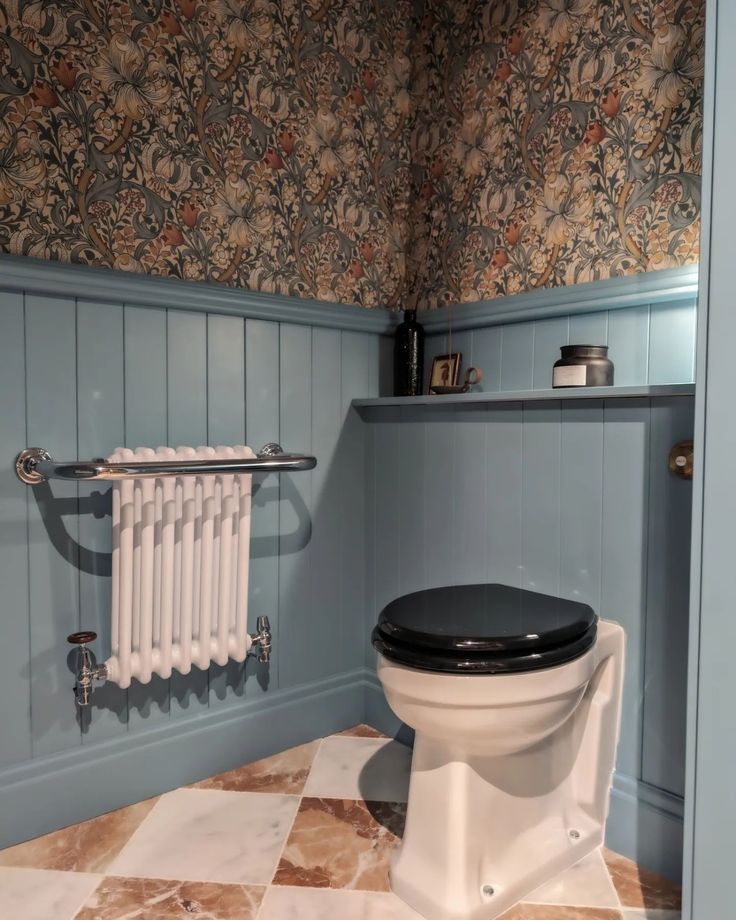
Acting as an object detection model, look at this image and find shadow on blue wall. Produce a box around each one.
[28,474,314,734]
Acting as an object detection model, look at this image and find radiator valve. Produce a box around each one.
[249,616,272,663]
[67,631,108,707]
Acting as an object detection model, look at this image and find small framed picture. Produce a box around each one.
[429,353,462,391]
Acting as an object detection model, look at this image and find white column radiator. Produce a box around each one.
[106,445,255,689]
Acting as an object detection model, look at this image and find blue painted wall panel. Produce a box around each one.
[25,294,81,757]
[569,311,609,347]
[278,324,314,690]
[452,406,488,586]
[244,319,280,695]
[365,420,377,669]
[420,300,695,399]
[521,404,562,596]
[472,326,503,392]
[500,322,535,391]
[600,400,650,780]
[608,305,650,387]
[649,300,697,385]
[366,394,694,818]
[206,314,247,705]
[340,333,374,671]
[76,301,127,741]
[123,306,168,450]
[641,398,694,796]
[422,408,457,590]
[309,328,343,679]
[0,293,32,766]
[0,279,384,850]
[377,334,393,397]
[532,317,569,390]
[206,314,246,446]
[373,408,402,609]
[485,406,523,586]
[397,411,427,598]
[559,401,604,612]
[0,261,696,863]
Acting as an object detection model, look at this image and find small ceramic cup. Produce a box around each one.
[463,366,483,389]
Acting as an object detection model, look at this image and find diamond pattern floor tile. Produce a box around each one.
[0,727,682,920]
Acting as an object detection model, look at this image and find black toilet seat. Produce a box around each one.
[372,584,597,674]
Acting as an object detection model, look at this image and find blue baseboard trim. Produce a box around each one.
[607,773,684,883]
[362,675,684,883]
[0,669,365,849]
[419,265,699,332]
[1,663,685,882]
[0,253,394,335]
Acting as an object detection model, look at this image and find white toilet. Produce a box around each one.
[373,583,625,920]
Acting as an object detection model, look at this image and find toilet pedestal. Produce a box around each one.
[382,621,624,920]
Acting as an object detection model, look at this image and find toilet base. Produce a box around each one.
[391,781,603,920]
[382,621,624,920]
[391,839,603,920]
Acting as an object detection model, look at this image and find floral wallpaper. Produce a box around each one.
[0,0,413,307]
[0,0,704,310]
[407,0,704,308]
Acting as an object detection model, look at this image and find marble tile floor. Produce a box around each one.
[0,725,682,919]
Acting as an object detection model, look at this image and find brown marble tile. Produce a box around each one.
[193,740,320,795]
[336,724,388,738]
[0,797,158,874]
[603,848,681,910]
[74,876,264,919]
[273,797,405,892]
[501,908,622,919]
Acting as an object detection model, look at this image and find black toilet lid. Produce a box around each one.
[372,584,597,674]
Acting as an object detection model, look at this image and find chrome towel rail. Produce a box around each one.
[15,443,316,485]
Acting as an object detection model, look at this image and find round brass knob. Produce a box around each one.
[668,440,694,480]
[67,631,97,645]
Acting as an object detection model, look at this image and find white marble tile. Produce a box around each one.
[108,788,299,884]
[621,912,681,920]
[0,867,102,920]
[259,885,426,919]
[304,736,411,802]
[526,849,620,907]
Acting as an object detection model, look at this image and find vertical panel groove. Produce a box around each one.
[26,293,81,756]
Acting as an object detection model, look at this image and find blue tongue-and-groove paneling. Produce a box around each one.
[0,270,387,847]
[0,256,696,882]
[363,393,694,880]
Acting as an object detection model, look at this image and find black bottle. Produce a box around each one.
[393,309,425,396]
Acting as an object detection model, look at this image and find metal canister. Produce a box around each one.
[552,345,614,388]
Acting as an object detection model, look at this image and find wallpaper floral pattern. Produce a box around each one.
[408,0,704,308]
[0,0,413,307]
[0,0,704,309]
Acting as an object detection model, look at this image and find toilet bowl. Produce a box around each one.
[373,583,625,920]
